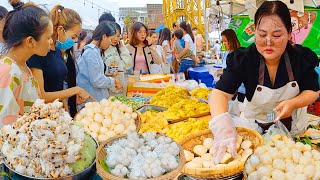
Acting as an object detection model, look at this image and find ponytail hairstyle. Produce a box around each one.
[82,21,116,55]
[3,0,50,52]
[50,5,82,45]
[112,22,122,56]
[179,21,195,43]
[77,30,87,49]
[0,6,8,20]
[159,28,171,46]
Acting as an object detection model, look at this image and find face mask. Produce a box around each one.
[56,32,75,50]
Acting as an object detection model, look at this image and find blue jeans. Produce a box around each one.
[179,59,195,73]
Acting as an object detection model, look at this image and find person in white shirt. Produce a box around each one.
[176,21,199,73]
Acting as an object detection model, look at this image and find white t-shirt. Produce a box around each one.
[213,43,222,55]
[183,34,196,60]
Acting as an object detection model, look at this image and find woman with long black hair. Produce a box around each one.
[103,22,133,96]
[77,21,122,102]
[176,21,198,73]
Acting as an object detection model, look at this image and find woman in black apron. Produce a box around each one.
[209,1,320,164]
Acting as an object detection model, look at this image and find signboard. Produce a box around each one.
[229,8,320,57]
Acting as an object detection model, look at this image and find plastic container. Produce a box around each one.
[188,67,214,88]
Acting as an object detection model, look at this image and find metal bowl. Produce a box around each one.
[3,135,98,180]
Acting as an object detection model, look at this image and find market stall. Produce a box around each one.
[1,77,319,180]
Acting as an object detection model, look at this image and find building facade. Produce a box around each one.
[119,4,164,31]
[146,4,164,30]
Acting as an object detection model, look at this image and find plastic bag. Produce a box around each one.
[150,64,163,74]
[263,121,293,144]
[231,115,263,134]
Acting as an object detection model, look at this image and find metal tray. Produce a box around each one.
[137,105,168,114]
[177,172,243,180]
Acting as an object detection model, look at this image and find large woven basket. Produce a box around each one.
[96,134,186,180]
[179,127,263,179]
[75,108,142,133]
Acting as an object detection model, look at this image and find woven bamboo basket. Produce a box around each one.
[96,134,186,180]
[179,127,263,179]
[75,108,141,133]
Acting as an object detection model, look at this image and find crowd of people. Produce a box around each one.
[0,0,206,125]
[0,0,319,168]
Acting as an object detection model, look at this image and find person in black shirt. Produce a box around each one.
[28,5,94,117]
[209,1,320,165]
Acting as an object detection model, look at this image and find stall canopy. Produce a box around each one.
[155,24,165,33]
[211,0,320,19]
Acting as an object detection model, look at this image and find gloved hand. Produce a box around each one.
[209,112,238,164]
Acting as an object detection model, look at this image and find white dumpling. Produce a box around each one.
[248,171,258,180]
[294,142,305,152]
[269,148,281,159]
[292,149,303,164]
[249,154,260,169]
[241,140,253,149]
[313,172,320,180]
[303,151,312,158]
[273,159,285,171]
[299,156,313,166]
[257,166,272,178]
[285,139,295,149]
[201,153,212,161]
[203,138,213,150]
[274,140,285,150]
[295,164,304,175]
[285,161,296,173]
[303,165,315,178]
[254,146,268,156]
[280,147,292,160]
[312,150,320,161]
[295,174,307,180]
[302,144,311,152]
[285,172,296,179]
[245,163,256,174]
[271,169,285,180]
[260,154,272,165]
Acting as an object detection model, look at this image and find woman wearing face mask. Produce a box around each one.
[209,1,319,165]
[0,0,53,125]
[27,5,93,115]
[103,22,133,96]
[77,21,122,102]
[126,22,162,74]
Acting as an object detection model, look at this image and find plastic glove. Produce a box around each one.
[209,112,238,164]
